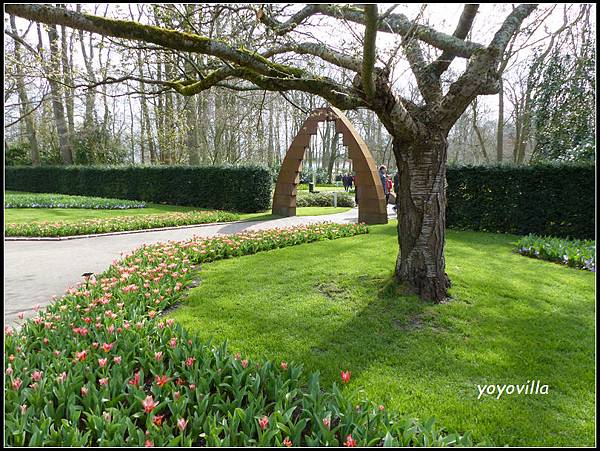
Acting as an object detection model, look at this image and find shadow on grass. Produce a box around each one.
[171,224,595,445]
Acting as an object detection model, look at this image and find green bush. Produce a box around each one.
[516,234,595,271]
[4,223,476,446]
[447,163,594,239]
[5,165,272,213]
[296,191,355,208]
[5,192,146,209]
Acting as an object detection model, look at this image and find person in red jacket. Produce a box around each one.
[386,176,393,203]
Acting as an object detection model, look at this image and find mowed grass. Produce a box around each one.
[4,201,351,224]
[168,223,595,446]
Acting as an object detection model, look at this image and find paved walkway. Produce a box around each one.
[4,207,396,325]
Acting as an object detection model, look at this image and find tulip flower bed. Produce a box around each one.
[5,192,147,209]
[4,222,475,447]
[516,234,595,272]
[5,211,240,237]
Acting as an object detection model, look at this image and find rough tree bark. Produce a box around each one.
[394,130,450,300]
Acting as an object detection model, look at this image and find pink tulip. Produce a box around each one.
[98,358,108,367]
[31,370,43,382]
[142,395,159,413]
[258,415,269,431]
[129,371,141,388]
[177,418,188,432]
[12,378,22,390]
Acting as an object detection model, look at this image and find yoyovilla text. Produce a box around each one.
[477,380,549,400]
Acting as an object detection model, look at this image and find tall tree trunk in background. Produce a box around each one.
[77,9,97,130]
[47,24,73,164]
[471,101,489,163]
[10,15,40,165]
[164,58,174,164]
[60,22,75,140]
[186,95,199,165]
[136,49,156,164]
[394,132,450,301]
[496,78,504,163]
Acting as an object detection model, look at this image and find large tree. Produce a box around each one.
[6,3,538,302]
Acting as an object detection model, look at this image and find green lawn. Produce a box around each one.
[168,223,595,446]
[4,204,351,224]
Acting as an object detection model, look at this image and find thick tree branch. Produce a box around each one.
[5,3,368,111]
[435,4,538,131]
[427,4,479,76]
[255,4,321,36]
[401,19,443,105]
[259,4,485,57]
[362,5,378,99]
[4,4,304,79]
[263,42,362,73]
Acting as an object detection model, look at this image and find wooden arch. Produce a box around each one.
[272,106,388,224]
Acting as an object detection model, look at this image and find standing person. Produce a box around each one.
[378,165,389,203]
[347,172,353,190]
[386,176,393,204]
[342,173,348,191]
[393,171,400,212]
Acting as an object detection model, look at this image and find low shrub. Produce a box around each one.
[5,211,240,238]
[5,192,146,209]
[516,234,595,271]
[296,191,356,208]
[4,222,476,446]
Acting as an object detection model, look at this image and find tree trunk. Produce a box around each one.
[394,133,450,302]
[496,77,504,163]
[10,15,40,165]
[47,24,73,165]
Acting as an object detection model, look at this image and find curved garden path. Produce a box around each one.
[5,206,396,325]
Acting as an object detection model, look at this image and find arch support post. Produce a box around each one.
[272,106,387,225]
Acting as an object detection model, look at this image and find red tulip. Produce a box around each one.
[155,375,169,387]
[341,370,351,384]
[344,434,357,447]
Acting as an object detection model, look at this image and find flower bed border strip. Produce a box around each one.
[4,218,267,242]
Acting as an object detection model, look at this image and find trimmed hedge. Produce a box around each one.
[296,191,356,208]
[5,165,272,213]
[446,163,594,239]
